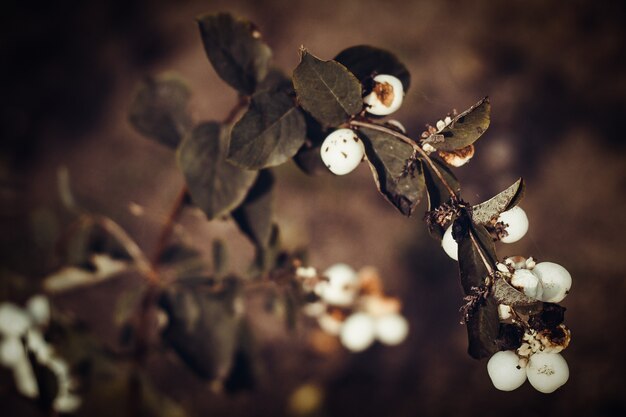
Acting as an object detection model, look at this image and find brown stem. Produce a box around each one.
[468,227,495,277]
[349,119,458,199]
[150,186,188,268]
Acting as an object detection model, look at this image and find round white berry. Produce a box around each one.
[320,129,365,175]
[363,74,404,116]
[526,352,569,393]
[532,262,572,303]
[0,303,31,336]
[511,269,543,299]
[375,313,409,345]
[316,263,359,307]
[441,225,459,261]
[26,295,50,326]
[0,336,26,366]
[340,312,376,352]
[317,313,343,336]
[487,350,528,391]
[497,206,529,243]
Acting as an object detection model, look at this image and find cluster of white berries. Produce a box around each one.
[320,74,405,176]
[0,296,81,412]
[441,205,530,261]
[498,256,572,304]
[488,255,572,393]
[296,263,409,352]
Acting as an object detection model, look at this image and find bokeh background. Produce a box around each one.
[2,0,626,416]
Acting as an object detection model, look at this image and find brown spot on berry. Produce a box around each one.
[373,82,395,107]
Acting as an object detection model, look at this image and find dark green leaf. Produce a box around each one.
[178,122,258,220]
[129,74,193,148]
[466,296,500,359]
[423,158,460,237]
[229,91,306,169]
[471,178,525,224]
[292,50,363,127]
[232,170,275,247]
[197,13,272,95]
[159,279,242,381]
[158,243,207,279]
[456,214,497,295]
[255,68,294,94]
[334,45,411,91]
[293,113,329,176]
[493,275,542,310]
[359,127,425,216]
[251,224,281,275]
[427,97,491,151]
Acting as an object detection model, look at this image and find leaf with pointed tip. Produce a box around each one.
[129,74,193,148]
[229,91,306,169]
[197,13,271,95]
[471,178,525,224]
[334,45,411,91]
[292,50,363,127]
[232,170,275,248]
[456,213,497,295]
[466,296,500,359]
[358,127,425,216]
[159,279,242,381]
[427,98,491,151]
[178,122,258,220]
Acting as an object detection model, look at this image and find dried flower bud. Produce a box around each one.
[438,144,475,167]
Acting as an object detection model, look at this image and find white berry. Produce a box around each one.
[487,350,528,391]
[340,312,376,352]
[316,263,359,307]
[385,119,406,133]
[532,262,572,303]
[511,269,543,299]
[0,336,26,366]
[363,74,404,116]
[498,206,529,243]
[375,313,409,345]
[320,129,365,175]
[526,352,569,393]
[26,295,50,326]
[441,225,459,261]
[0,303,31,336]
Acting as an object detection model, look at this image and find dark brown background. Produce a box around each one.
[2,0,626,416]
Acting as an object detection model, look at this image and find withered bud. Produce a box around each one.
[438,144,475,167]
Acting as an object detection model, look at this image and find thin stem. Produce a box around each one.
[151,186,187,267]
[349,119,457,199]
[468,228,495,277]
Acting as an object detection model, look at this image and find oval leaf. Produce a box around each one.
[456,215,497,295]
[292,49,363,127]
[178,122,258,220]
[232,170,275,248]
[334,45,411,91]
[427,97,491,151]
[128,74,193,148]
[466,296,500,359]
[159,280,241,380]
[358,127,425,216]
[229,91,306,169]
[197,13,272,95]
[471,178,525,224]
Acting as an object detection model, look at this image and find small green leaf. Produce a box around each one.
[255,68,294,94]
[471,178,525,224]
[229,91,306,169]
[158,243,207,279]
[359,127,425,216]
[334,45,411,91]
[427,97,491,151]
[178,122,258,220]
[232,170,275,247]
[197,13,272,95]
[129,74,193,148]
[159,279,242,381]
[292,50,363,127]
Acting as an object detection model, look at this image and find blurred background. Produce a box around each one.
[2,0,626,416]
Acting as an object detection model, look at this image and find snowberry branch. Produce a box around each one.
[348,119,458,199]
